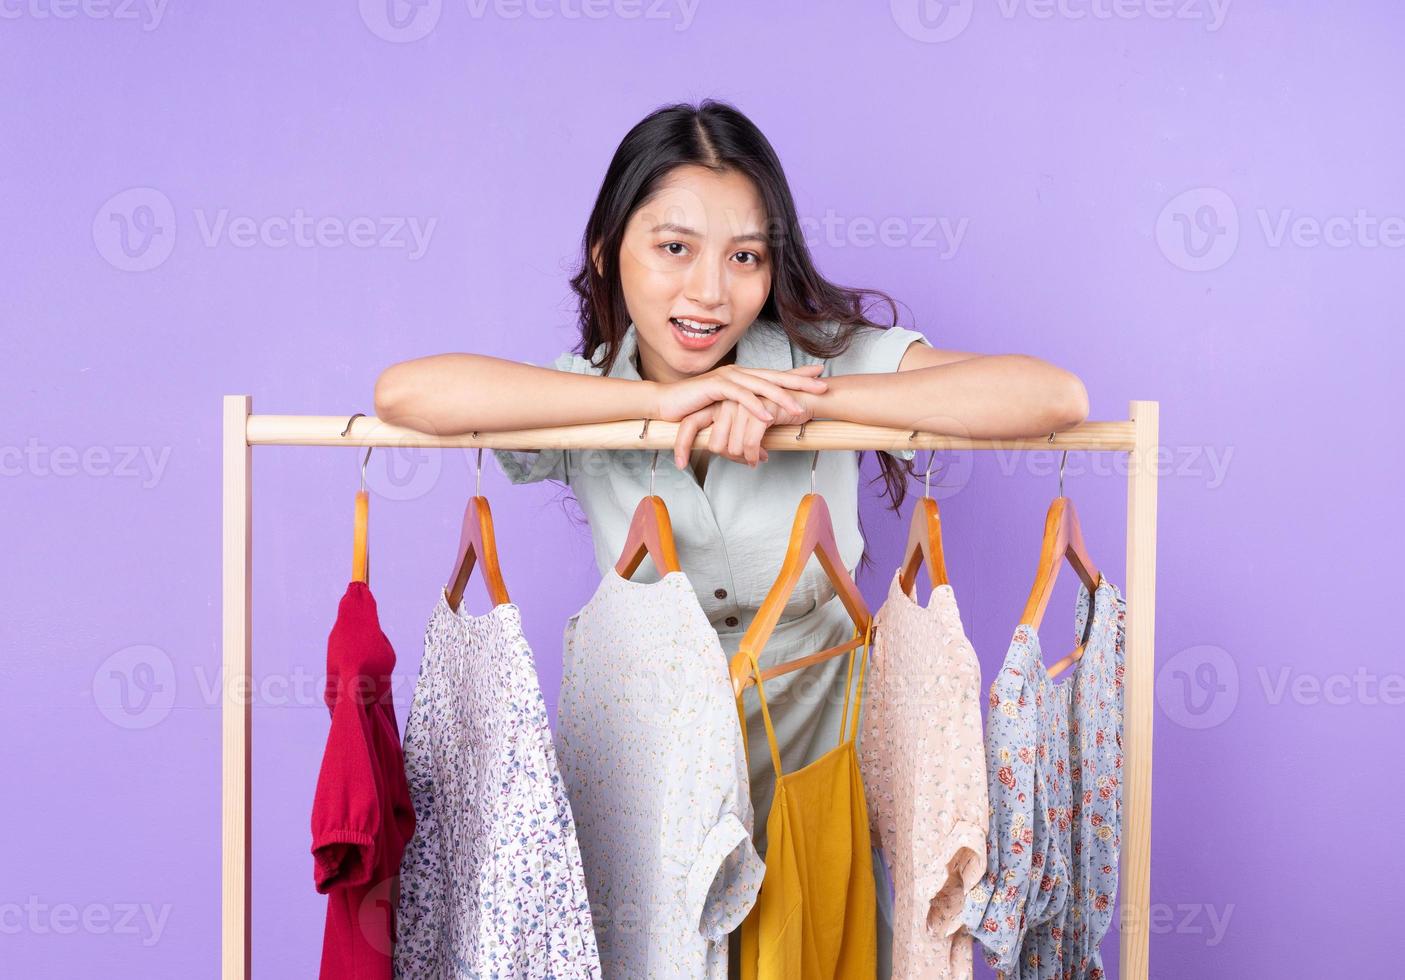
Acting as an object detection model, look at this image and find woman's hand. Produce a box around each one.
[654,363,828,430]
[671,388,818,469]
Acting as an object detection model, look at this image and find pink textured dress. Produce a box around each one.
[859,569,989,979]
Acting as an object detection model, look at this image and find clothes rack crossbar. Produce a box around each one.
[221,395,1159,980]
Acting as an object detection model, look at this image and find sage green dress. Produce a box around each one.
[494,316,931,977]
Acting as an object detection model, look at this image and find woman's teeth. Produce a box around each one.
[671,317,723,337]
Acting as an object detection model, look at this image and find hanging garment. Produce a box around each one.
[493,316,934,859]
[557,569,765,979]
[394,591,602,979]
[493,317,935,975]
[859,569,988,979]
[736,625,878,980]
[959,576,1127,980]
[311,580,416,980]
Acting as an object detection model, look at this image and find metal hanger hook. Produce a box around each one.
[341,413,374,493]
[475,447,484,498]
[924,449,940,499]
[649,449,659,496]
[1048,431,1068,497]
[795,420,818,494]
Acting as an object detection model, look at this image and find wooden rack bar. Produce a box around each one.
[247,413,1139,452]
[222,395,1158,980]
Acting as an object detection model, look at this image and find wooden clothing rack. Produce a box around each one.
[221,395,1160,980]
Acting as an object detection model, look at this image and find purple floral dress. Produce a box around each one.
[959,576,1126,979]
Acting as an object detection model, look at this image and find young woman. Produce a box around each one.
[374,99,1087,975]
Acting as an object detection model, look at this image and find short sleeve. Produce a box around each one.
[824,323,932,379]
[823,323,933,461]
[685,810,765,942]
[491,349,588,485]
[928,820,987,939]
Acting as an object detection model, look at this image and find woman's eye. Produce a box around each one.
[734,251,763,266]
[661,242,688,257]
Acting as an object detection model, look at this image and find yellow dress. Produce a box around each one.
[736,623,878,980]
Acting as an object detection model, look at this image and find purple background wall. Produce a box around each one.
[4,2,1400,976]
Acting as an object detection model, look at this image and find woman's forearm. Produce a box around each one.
[374,353,659,435]
[804,354,1090,440]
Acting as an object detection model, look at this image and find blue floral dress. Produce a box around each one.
[959,576,1127,979]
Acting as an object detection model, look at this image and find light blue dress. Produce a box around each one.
[959,575,1127,979]
[495,316,931,976]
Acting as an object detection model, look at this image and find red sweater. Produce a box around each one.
[310,581,415,979]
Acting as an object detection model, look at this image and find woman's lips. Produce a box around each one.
[670,317,727,350]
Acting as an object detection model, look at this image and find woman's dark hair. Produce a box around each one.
[567,99,919,573]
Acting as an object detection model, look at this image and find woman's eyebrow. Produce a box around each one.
[650,221,768,245]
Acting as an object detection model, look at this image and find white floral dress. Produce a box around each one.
[395,592,602,979]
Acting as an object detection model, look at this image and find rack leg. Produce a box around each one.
[1120,399,1158,980]
[222,395,252,980]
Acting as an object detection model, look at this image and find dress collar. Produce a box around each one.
[601,318,795,381]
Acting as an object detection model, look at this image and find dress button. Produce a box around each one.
[725,616,739,628]
[714,588,728,600]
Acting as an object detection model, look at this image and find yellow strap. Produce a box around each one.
[745,650,786,780]
[839,620,874,745]
[746,618,875,779]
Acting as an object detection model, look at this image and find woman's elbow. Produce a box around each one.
[374,362,418,424]
[1051,370,1090,431]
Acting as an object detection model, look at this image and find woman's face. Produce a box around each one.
[610,165,773,384]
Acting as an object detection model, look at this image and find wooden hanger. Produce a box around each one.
[445,448,511,611]
[1020,443,1100,680]
[730,444,873,697]
[352,485,370,584]
[897,448,949,599]
[615,433,682,579]
[342,414,373,585]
